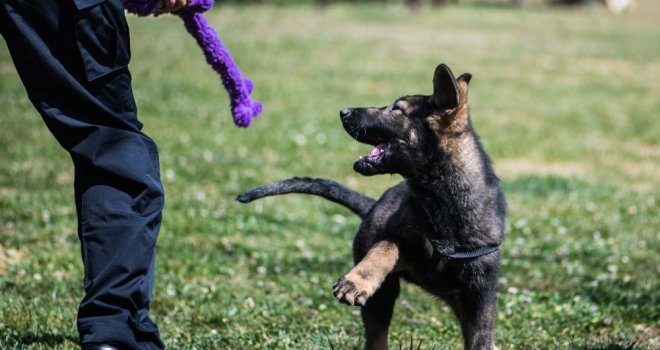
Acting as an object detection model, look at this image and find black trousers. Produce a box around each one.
[0,0,165,348]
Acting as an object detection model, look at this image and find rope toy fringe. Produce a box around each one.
[123,0,263,127]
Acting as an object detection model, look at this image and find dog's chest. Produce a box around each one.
[365,183,426,235]
[365,183,443,268]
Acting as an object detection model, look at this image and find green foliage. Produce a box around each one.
[1,2,658,349]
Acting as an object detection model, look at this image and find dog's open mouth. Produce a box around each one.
[342,117,396,175]
[362,143,387,162]
[354,142,389,175]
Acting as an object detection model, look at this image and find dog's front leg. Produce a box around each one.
[333,240,399,306]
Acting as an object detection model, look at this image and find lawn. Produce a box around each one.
[0,1,658,349]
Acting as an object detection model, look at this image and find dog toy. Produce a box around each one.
[122,0,263,127]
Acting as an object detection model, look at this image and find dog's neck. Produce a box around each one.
[414,130,487,191]
[407,157,486,221]
[405,133,501,249]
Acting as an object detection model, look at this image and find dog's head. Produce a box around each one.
[340,64,472,177]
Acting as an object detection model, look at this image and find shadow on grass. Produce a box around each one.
[3,333,77,348]
[584,281,657,324]
[327,333,444,350]
[566,338,648,350]
[501,174,589,196]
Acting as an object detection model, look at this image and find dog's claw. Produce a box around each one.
[333,276,369,306]
[355,292,367,306]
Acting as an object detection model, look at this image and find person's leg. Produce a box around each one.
[0,0,165,348]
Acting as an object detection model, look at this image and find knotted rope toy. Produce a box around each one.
[123,0,263,127]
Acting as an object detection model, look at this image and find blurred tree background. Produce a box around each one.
[213,0,636,13]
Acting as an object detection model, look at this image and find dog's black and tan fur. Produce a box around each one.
[238,64,506,350]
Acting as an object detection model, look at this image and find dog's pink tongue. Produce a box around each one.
[369,144,386,157]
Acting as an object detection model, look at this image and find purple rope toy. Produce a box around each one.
[123,0,262,127]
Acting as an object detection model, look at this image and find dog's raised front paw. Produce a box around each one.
[332,274,374,306]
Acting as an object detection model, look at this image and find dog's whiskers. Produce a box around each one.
[349,126,366,140]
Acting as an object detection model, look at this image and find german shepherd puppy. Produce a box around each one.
[238,64,506,350]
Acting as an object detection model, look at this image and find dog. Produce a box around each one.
[238,64,506,350]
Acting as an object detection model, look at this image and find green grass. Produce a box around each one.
[1,1,658,349]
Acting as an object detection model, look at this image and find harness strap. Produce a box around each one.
[408,185,503,261]
[431,241,500,260]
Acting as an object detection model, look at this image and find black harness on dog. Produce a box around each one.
[414,196,502,260]
[408,186,503,261]
[431,241,501,260]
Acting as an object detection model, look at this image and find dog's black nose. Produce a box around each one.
[340,108,352,118]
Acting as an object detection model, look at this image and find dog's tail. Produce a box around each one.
[236,177,376,219]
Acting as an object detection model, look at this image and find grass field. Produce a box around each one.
[1,1,658,349]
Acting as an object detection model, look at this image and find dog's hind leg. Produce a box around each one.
[361,274,400,350]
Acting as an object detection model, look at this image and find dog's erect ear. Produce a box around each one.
[457,73,472,85]
[432,64,460,111]
[456,72,472,103]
